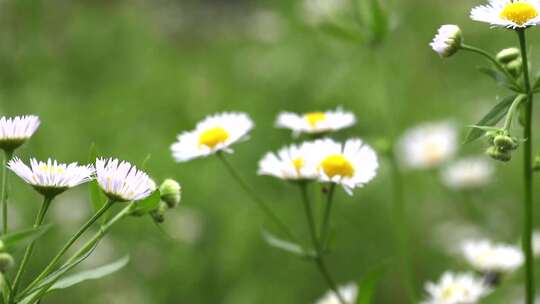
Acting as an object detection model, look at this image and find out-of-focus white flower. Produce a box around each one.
[315,282,357,304]
[258,142,318,181]
[8,158,94,197]
[422,272,490,304]
[430,25,462,58]
[532,230,540,257]
[276,108,355,136]
[171,112,254,162]
[471,0,540,29]
[310,138,378,194]
[95,158,155,202]
[302,0,349,26]
[0,115,40,151]
[462,239,524,273]
[397,122,457,170]
[441,157,494,190]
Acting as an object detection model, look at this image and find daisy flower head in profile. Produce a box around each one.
[430,25,463,58]
[315,282,357,304]
[462,239,524,274]
[171,112,254,162]
[95,158,156,202]
[441,157,495,190]
[0,115,40,153]
[422,271,491,304]
[471,0,540,29]
[275,108,355,137]
[258,142,318,181]
[397,121,458,170]
[310,138,378,195]
[8,158,94,198]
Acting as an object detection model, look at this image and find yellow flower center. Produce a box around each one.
[292,158,304,173]
[320,154,354,178]
[500,2,538,25]
[38,165,64,174]
[424,143,444,165]
[305,112,326,127]
[199,127,229,148]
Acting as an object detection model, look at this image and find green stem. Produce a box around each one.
[388,154,416,303]
[217,153,298,243]
[319,183,336,252]
[518,29,535,304]
[503,94,527,131]
[9,196,52,303]
[1,150,13,236]
[23,200,114,294]
[460,44,523,91]
[299,183,346,304]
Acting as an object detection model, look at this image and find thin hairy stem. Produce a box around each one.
[518,29,535,304]
[319,183,335,251]
[1,150,13,235]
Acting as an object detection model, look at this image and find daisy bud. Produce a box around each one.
[150,201,168,223]
[493,134,518,151]
[0,253,14,273]
[430,25,462,58]
[506,58,523,77]
[496,48,521,64]
[486,146,512,162]
[159,179,182,209]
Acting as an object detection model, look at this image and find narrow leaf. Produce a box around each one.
[1,225,51,251]
[356,265,387,304]
[477,67,520,92]
[262,229,312,258]
[366,0,389,45]
[464,95,516,144]
[129,190,161,216]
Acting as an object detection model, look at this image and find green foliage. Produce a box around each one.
[0,226,50,252]
[464,95,517,144]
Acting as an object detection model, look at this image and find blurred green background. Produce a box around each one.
[1,0,539,302]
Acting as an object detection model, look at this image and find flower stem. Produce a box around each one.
[319,183,336,252]
[9,196,52,303]
[299,183,346,304]
[517,28,535,304]
[23,200,114,294]
[503,94,527,131]
[216,153,298,243]
[1,150,13,236]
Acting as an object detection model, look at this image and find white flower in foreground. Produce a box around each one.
[95,158,155,202]
[441,157,494,190]
[430,25,462,58]
[276,108,355,136]
[0,115,40,151]
[316,282,357,304]
[258,142,318,180]
[303,0,348,25]
[471,0,540,28]
[423,272,490,304]
[8,158,94,197]
[171,112,254,162]
[397,122,457,170]
[462,239,524,273]
[311,138,378,194]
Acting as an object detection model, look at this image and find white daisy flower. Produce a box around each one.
[95,158,156,202]
[430,25,462,58]
[258,142,318,181]
[397,122,457,170]
[276,108,355,136]
[310,138,378,194]
[315,282,357,304]
[7,157,94,198]
[441,157,495,190]
[171,112,254,162]
[0,115,40,152]
[422,272,490,304]
[471,0,540,28]
[462,239,524,273]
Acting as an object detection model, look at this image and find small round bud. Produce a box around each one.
[430,25,462,58]
[150,201,168,223]
[486,146,512,162]
[506,58,523,77]
[159,179,182,209]
[0,253,14,273]
[496,48,520,64]
[493,135,518,151]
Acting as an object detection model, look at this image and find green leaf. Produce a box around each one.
[477,67,521,92]
[1,225,51,251]
[356,264,387,304]
[261,229,313,258]
[365,0,389,46]
[128,190,161,217]
[50,256,129,291]
[464,95,517,144]
[318,23,363,44]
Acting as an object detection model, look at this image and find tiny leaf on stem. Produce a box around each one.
[464,95,517,144]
